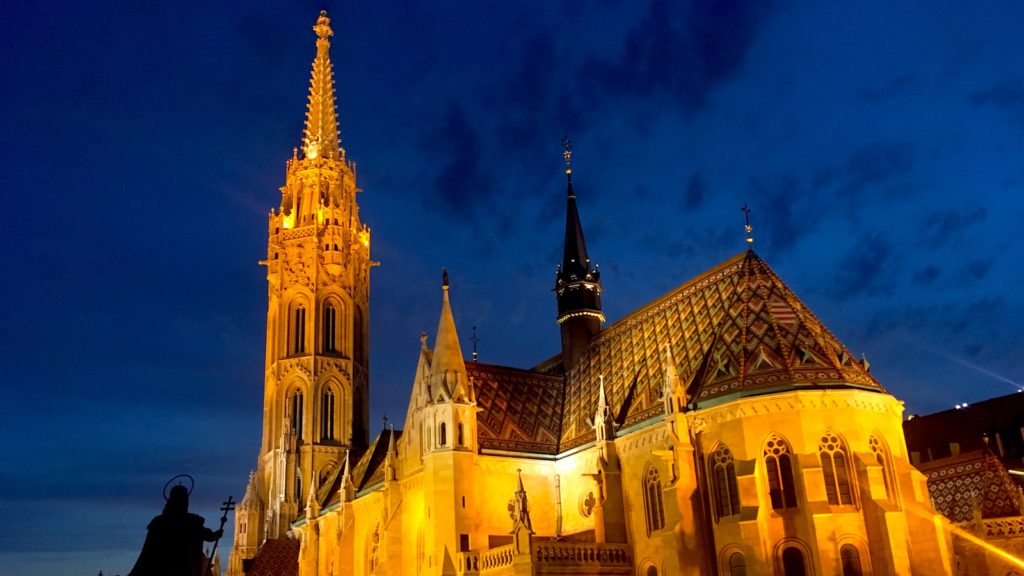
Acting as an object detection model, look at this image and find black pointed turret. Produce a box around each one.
[555,167,603,371]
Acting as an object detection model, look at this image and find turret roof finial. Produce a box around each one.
[442,267,449,290]
[562,136,573,187]
[314,10,333,41]
[742,203,754,247]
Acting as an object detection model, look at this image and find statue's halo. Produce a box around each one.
[163,474,195,500]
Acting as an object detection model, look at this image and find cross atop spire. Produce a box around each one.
[742,203,754,247]
[562,136,573,184]
[302,10,341,161]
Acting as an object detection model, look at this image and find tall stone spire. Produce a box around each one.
[554,138,603,370]
[302,10,341,161]
[431,269,470,401]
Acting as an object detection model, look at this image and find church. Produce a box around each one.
[227,11,957,576]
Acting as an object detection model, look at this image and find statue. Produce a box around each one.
[128,476,224,576]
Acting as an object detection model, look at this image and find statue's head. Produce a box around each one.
[164,484,189,515]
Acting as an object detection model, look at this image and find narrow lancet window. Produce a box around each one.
[764,434,798,510]
[323,304,337,353]
[643,466,665,534]
[291,391,304,441]
[321,389,335,441]
[820,431,854,505]
[711,444,741,519]
[292,306,307,354]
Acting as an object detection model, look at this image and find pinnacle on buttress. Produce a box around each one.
[339,449,355,502]
[305,474,319,517]
[594,375,616,442]
[302,10,341,161]
[661,344,682,414]
[511,469,534,534]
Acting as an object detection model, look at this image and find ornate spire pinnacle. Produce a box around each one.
[305,473,319,517]
[661,344,682,414]
[302,10,341,161]
[339,448,355,502]
[742,203,754,247]
[594,375,616,442]
[511,469,534,534]
[431,269,469,400]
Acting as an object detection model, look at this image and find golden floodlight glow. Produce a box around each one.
[283,213,295,229]
[905,505,1024,570]
[359,229,370,247]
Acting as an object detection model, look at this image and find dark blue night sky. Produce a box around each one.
[2,1,1022,573]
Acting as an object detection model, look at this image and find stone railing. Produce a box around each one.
[457,541,633,575]
[456,551,481,574]
[533,541,633,569]
[977,516,1024,538]
[480,544,516,570]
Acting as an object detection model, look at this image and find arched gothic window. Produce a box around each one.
[321,389,335,441]
[353,306,365,365]
[291,391,304,441]
[728,553,747,576]
[322,303,337,353]
[645,567,658,576]
[295,469,303,504]
[869,435,895,499]
[819,431,854,505]
[781,547,807,576]
[711,444,741,519]
[643,466,665,535]
[457,423,464,446]
[764,434,798,510]
[840,544,863,576]
[439,422,447,447]
[292,305,306,354]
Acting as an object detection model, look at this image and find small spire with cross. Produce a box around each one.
[741,203,754,247]
[562,136,573,183]
[471,326,479,362]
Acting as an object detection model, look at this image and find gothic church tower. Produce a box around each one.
[230,11,372,572]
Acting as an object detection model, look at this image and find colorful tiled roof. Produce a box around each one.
[559,251,882,450]
[918,450,1024,522]
[468,362,565,455]
[318,429,401,506]
[248,538,299,576]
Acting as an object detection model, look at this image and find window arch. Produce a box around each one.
[291,304,307,354]
[711,443,741,520]
[439,422,447,447]
[322,302,337,353]
[819,431,854,506]
[869,434,895,499]
[840,544,862,576]
[728,552,747,576]
[321,388,336,441]
[643,466,665,535]
[457,423,464,446]
[646,566,658,576]
[353,306,365,365]
[781,547,807,576]
[764,434,798,510]
[290,390,304,441]
[295,469,303,504]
